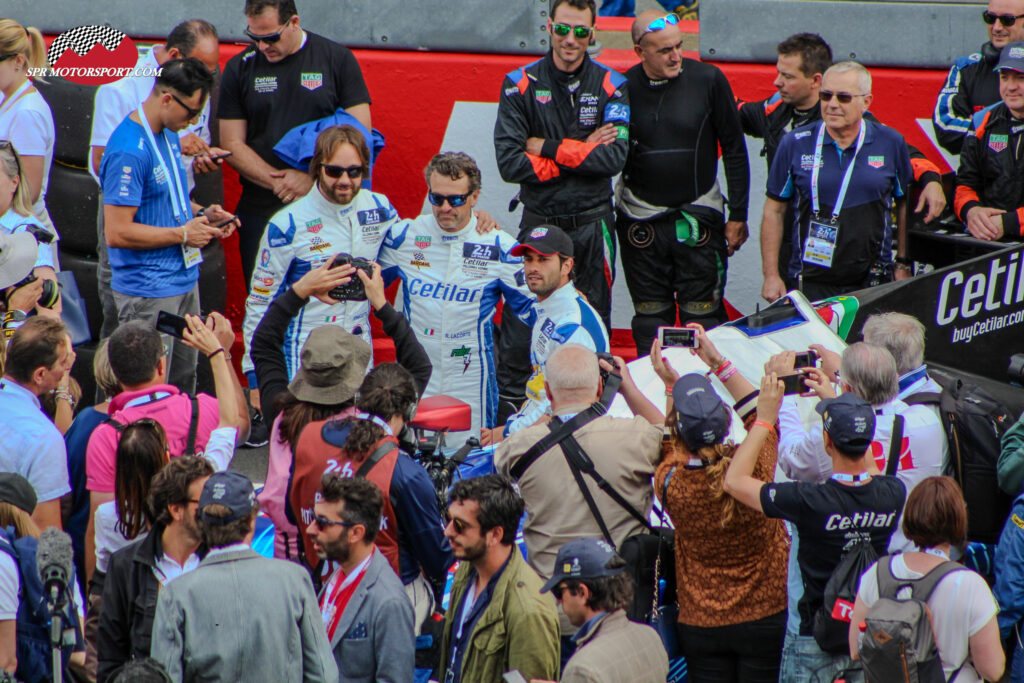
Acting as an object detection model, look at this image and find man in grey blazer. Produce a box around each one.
[306,473,415,683]
[151,471,337,682]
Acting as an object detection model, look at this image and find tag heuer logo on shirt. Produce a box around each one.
[989,134,1009,152]
[535,89,552,104]
[415,235,432,249]
[867,155,885,168]
[305,219,323,233]
[300,72,323,90]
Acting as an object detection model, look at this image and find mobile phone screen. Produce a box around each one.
[659,326,697,348]
[155,310,188,339]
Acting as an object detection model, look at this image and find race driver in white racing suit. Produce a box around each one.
[242,126,398,385]
[379,153,536,436]
[484,224,610,443]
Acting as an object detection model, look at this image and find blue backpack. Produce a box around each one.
[0,527,82,683]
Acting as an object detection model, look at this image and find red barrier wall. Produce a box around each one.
[213,43,951,359]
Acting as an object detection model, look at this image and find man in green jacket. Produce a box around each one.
[439,474,559,683]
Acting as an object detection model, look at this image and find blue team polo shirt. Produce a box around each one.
[766,119,912,285]
[100,115,198,298]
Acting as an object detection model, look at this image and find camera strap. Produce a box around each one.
[355,440,398,478]
[509,402,606,481]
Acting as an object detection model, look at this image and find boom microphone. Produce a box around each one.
[36,527,74,608]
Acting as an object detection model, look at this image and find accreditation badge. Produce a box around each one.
[803,215,839,268]
[181,244,203,269]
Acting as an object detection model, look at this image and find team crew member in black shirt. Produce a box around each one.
[219,0,372,286]
[955,41,1024,241]
[762,62,914,302]
[614,11,748,354]
[740,33,945,290]
[933,0,1024,154]
[725,381,906,682]
[493,0,627,417]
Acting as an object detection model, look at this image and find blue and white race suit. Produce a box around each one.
[379,215,536,434]
[504,281,609,436]
[242,185,399,381]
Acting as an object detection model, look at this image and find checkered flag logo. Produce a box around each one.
[47,25,126,65]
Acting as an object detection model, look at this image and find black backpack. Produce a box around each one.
[905,380,1014,544]
[814,539,880,654]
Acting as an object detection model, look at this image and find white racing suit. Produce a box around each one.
[503,282,609,436]
[379,215,536,434]
[242,186,399,383]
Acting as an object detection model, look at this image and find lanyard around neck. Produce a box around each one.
[811,121,867,220]
[0,80,32,118]
[135,105,190,224]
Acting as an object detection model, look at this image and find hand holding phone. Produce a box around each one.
[155,310,189,339]
[781,373,811,395]
[657,326,699,348]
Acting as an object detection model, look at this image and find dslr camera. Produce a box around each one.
[328,253,374,301]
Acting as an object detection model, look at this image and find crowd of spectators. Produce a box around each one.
[2,0,1024,682]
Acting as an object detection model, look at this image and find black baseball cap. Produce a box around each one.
[672,373,731,450]
[199,471,256,525]
[510,225,574,258]
[0,473,36,514]
[540,538,623,593]
[815,393,876,453]
[996,41,1024,73]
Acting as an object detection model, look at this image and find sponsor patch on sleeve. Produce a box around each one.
[604,102,629,125]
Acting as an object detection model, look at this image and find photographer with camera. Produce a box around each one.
[250,257,431,561]
[773,342,945,553]
[494,343,662,650]
[289,361,452,634]
[1,142,60,323]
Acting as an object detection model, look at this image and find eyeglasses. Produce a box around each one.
[244,23,289,45]
[0,54,14,63]
[819,90,868,104]
[322,164,364,180]
[551,23,593,39]
[640,13,679,40]
[983,10,1024,26]
[427,192,471,208]
[313,514,358,531]
[168,92,203,120]
[552,584,575,600]
[449,517,473,534]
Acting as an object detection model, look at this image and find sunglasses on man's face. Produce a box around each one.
[313,514,357,532]
[427,192,471,208]
[322,164,364,180]
[244,24,288,45]
[983,10,1024,26]
[819,90,866,104]
[552,23,593,39]
[169,92,203,120]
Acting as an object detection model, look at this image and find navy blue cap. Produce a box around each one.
[671,373,731,450]
[540,538,623,593]
[199,471,256,525]
[815,393,876,453]
[997,41,1024,72]
[510,225,574,258]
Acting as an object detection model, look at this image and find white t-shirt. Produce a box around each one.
[857,554,999,683]
[94,501,133,574]
[0,82,56,233]
[0,550,19,620]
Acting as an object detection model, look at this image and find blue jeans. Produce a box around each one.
[1011,629,1024,683]
[779,635,860,683]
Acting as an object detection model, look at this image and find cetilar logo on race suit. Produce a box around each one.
[42,25,140,85]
